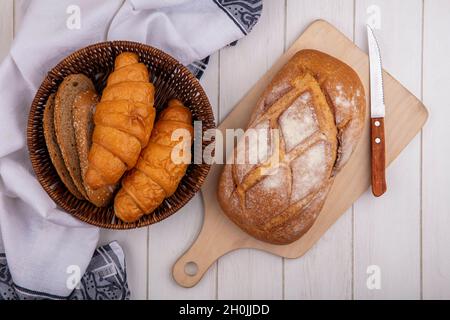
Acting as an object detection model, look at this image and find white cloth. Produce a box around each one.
[0,0,255,297]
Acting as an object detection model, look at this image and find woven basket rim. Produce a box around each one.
[27,41,214,229]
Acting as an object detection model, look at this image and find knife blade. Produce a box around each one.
[367,25,387,197]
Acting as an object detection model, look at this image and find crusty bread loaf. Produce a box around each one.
[73,90,116,207]
[85,52,156,190]
[54,74,95,199]
[43,93,84,199]
[218,50,366,245]
[114,99,193,223]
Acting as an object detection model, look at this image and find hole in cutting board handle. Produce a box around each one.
[184,261,198,277]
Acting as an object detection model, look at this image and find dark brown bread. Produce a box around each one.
[73,90,116,207]
[218,50,366,244]
[43,94,84,199]
[54,74,95,199]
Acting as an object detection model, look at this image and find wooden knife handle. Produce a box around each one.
[371,117,387,197]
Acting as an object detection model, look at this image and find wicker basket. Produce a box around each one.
[27,41,215,229]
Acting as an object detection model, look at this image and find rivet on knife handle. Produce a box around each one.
[371,117,386,197]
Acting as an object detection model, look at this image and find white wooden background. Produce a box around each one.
[1,0,449,300]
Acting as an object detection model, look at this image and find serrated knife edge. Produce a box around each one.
[367,25,385,118]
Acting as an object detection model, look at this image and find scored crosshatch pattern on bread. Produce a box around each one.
[218,49,366,245]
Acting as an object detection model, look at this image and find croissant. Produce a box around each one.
[85,52,156,190]
[114,99,193,222]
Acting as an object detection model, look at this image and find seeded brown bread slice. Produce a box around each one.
[73,90,116,207]
[54,74,95,199]
[43,93,84,199]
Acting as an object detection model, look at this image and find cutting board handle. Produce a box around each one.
[173,220,237,288]
[173,244,217,288]
[172,19,429,289]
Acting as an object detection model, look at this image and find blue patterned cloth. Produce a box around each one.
[213,0,262,35]
[0,0,262,300]
[187,0,262,78]
[0,242,130,300]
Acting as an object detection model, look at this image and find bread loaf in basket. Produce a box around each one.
[28,41,215,229]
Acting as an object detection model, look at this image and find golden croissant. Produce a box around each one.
[114,99,193,222]
[85,52,156,190]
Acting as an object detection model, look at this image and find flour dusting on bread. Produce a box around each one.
[218,49,366,244]
[279,92,317,152]
[290,142,329,203]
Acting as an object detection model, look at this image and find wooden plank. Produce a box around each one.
[422,0,450,299]
[147,197,217,299]
[173,20,427,290]
[0,0,13,62]
[217,0,285,299]
[99,229,149,299]
[147,52,220,299]
[353,0,422,300]
[283,0,354,300]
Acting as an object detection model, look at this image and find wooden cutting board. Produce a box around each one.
[172,20,428,288]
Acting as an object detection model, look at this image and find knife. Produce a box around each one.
[367,25,387,197]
